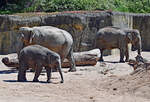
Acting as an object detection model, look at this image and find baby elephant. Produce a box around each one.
[18,45,64,83]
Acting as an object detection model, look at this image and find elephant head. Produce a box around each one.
[19,27,35,46]
[125,29,142,55]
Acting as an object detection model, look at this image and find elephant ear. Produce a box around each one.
[29,30,35,44]
[19,27,34,44]
[19,28,25,41]
[20,33,25,40]
[126,32,133,43]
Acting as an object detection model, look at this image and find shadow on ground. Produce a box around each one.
[99,61,119,63]
[0,69,17,74]
[3,80,61,84]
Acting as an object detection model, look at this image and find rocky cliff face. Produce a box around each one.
[133,14,150,51]
[0,11,150,54]
[0,11,112,54]
[0,15,42,54]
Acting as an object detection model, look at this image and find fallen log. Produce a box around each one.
[2,49,100,68]
[63,49,100,67]
[2,57,19,68]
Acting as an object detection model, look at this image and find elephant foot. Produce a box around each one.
[33,79,39,82]
[68,68,76,72]
[125,59,129,62]
[18,77,27,82]
[119,60,125,63]
[18,79,27,82]
[47,80,52,83]
[60,80,64,83]
[98,58,104,62]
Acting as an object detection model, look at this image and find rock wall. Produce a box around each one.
[133,14,150,51]
[0,11,112,54]
[112,12,150,52]
[110,12,133,55]
[0,11,150,54]
[0,15,42,54]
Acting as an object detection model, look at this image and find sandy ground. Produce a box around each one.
[0,51,150,102]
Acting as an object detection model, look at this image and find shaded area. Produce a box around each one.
[103,61,119,64]
[3,80,61,84]
[0,69,17,74]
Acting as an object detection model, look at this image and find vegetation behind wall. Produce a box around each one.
[1,0,150,14]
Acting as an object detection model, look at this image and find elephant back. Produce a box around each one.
[31,26,73,58]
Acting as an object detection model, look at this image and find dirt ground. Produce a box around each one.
[0,51,150,102]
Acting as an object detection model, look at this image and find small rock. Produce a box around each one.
[113,88,117,91]
[89,96,94,99]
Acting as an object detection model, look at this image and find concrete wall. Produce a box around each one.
[133,14,150,51]
[111,12,133,55]
[0,15,42,54]
[0,11,112,54]
[112,12,150,52]
[0,11,150,54]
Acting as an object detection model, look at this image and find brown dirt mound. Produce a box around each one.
[99,69,150,99]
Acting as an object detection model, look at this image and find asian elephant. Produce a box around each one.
[95,26,142,62]
[18,45,64,83]
[18,26,76,72]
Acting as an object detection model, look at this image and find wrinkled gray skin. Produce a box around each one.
[95,26,142,62]
[18,45,64,83]
[18,26,76,72]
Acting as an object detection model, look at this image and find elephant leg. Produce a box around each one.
[45,67,52,83]
[18,63,27,82]
[138,48,141,55]
[125,45,129,62]
[99,49,104,62]
[120,48,125,63]
[67,47,76,72]
[56,61,64,83]
[33,65,43,82]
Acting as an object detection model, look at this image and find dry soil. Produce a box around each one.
[0,51,150,102]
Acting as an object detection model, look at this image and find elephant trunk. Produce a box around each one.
[137,41,142,55]
[17,41,24,56]
[137,35,142,55]
[131,38,142,55]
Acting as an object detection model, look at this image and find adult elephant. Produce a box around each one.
[18,26,76,72]
[95,26,142,62]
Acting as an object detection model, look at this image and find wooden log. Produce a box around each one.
[62,49,100,67]
[2,57,19,68]
[2,49,100,68]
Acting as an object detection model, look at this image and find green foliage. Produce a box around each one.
[23,0,42,12]
[1,0,150,14]
[42,0,98,12]
[127,0,150,13]
[0,10,12,14]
